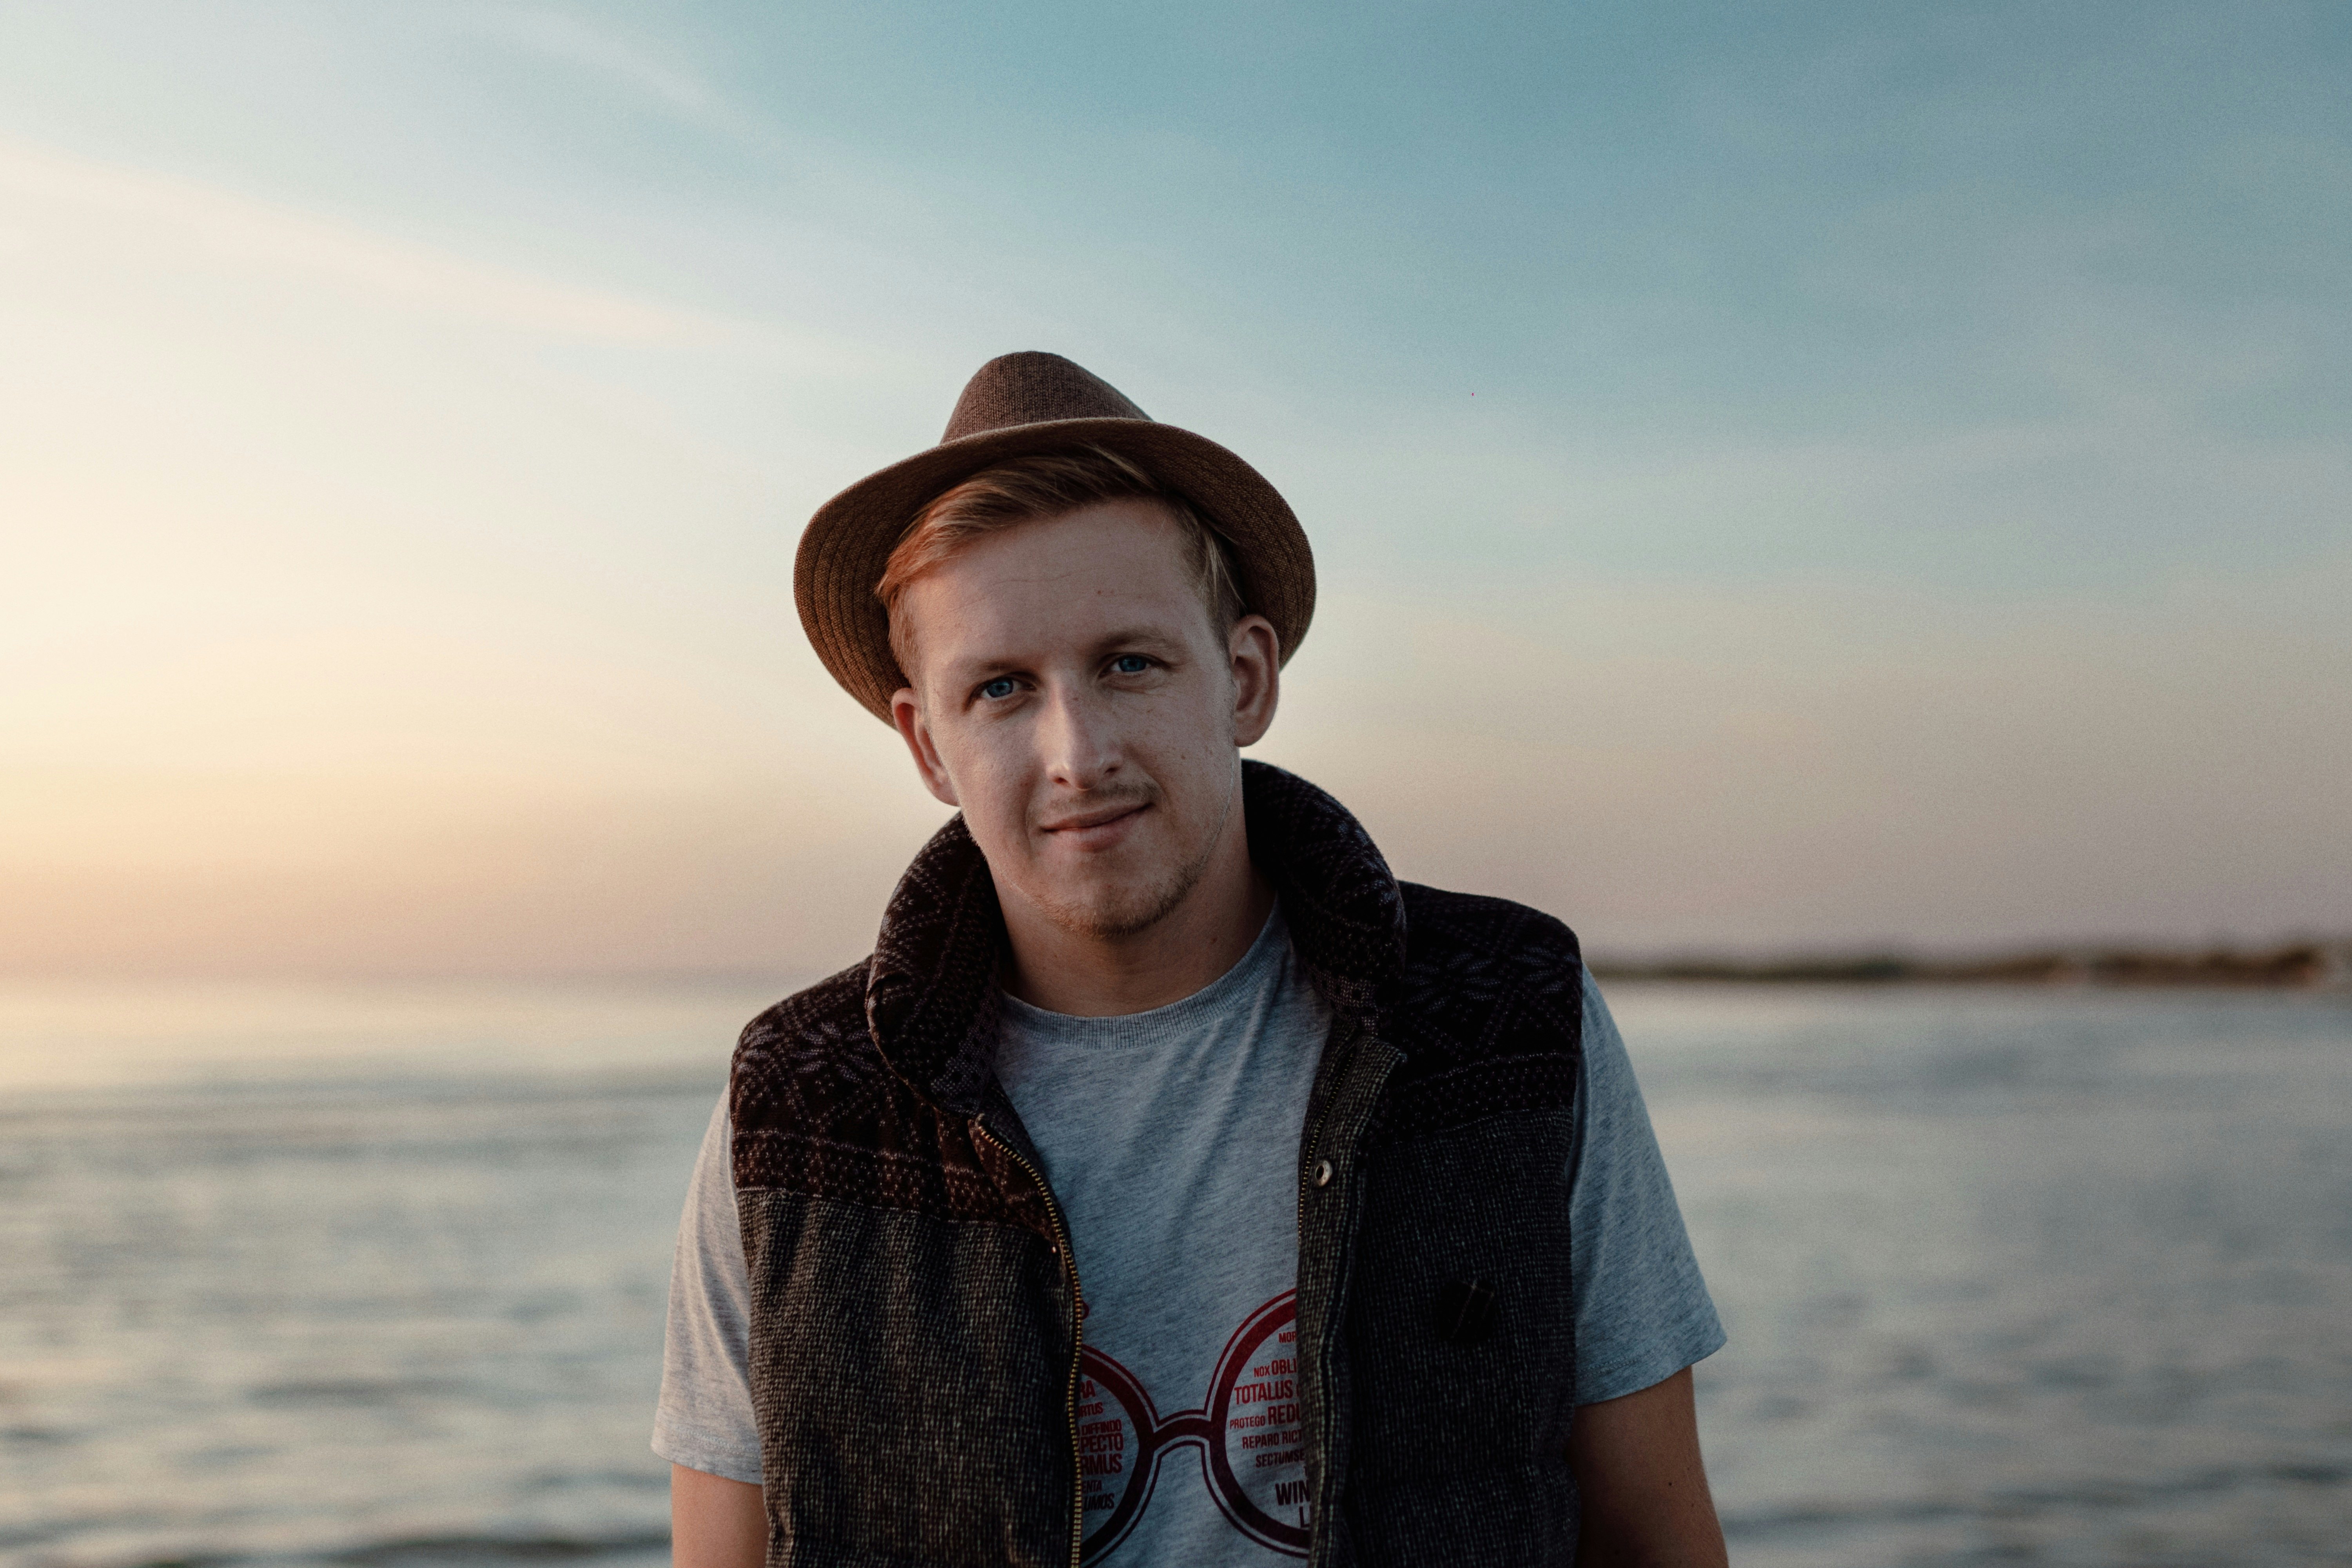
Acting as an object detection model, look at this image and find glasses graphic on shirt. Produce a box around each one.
[1079,1290,1308,1563]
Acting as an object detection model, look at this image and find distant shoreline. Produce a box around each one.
[1588,940,2352,990]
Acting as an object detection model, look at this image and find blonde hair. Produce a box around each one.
[877,445,1245,673]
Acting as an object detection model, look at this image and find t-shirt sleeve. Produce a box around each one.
[652,1091,766,1484]
[1566,979,1726,1404]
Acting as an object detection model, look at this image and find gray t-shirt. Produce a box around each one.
[654,908,1723,1563]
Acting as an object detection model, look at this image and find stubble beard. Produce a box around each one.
[1030,776,1240,942]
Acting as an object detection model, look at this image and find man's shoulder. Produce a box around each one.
[1396,881,1585,1031]
[725,960,1030,1226]
[730,959,898,1134]
[734,959,876,1071]
[1369,883,1586,1144]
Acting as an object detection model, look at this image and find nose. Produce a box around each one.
[1038,679,1121,792]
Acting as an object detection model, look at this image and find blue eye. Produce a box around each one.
[1111,655,1150,675]
[980,677,1017,700]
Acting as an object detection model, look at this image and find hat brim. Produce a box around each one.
[795,416,1315,722]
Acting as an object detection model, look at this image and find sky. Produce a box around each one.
[2,0,2347,980]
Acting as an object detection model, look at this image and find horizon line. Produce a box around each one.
[4,935,2348,989]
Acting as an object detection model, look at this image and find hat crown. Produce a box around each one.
[941,351,1150,443]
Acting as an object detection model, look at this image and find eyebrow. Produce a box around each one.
[1089,624,1189,657]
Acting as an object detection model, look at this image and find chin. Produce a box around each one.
[1031,871,1196,942]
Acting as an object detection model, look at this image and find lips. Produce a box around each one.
[1039,800,1151,850]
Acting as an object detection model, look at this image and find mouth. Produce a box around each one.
[1039,800,1151,850]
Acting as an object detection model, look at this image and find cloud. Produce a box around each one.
[466,7,784,154]
[0,137,756,346]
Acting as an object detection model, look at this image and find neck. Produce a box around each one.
[996,800,1274,1017]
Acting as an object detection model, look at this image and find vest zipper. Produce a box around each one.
[975,1118,1086,1568]
[1295,1024,1399,1568]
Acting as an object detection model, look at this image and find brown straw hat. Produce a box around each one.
[794,351,1315,721]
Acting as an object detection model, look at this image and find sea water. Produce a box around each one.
[2,979,2346,1566]
[1621,985,2352,1566]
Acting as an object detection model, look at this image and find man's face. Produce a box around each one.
[889,499,1277,940]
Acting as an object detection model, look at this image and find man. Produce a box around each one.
[655,352,1728,1567]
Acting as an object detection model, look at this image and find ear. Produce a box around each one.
[891,686,962,807]
[1228,613,1280,748]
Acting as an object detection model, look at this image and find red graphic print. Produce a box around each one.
[1078,1291,1310,1563]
